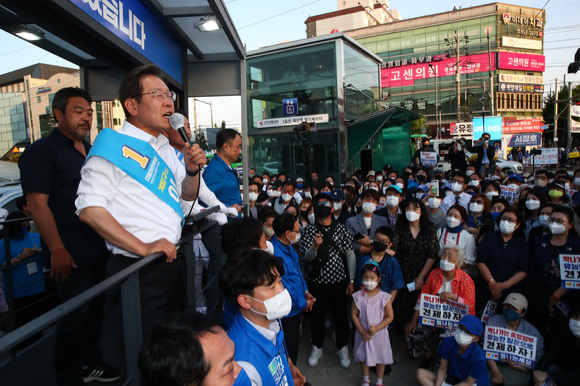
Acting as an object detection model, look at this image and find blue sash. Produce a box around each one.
[86,128,184,221]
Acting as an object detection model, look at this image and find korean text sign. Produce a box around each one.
[484,326,537,369]
[420,152,437,167]
[498,52,545,72]
[481,300,498,324]
[508,133,541,147]
[559,255,580,289]
[533,148,558,165]
[500,185,518,205]
[419,294,469,330]
[473,117,503,141]
[503,119,543,134]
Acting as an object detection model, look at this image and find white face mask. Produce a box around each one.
[263,178,268,185]
[247,289,292,321]
[362,202,377,214]
[468,180,480,187]
[396,183,404,189]
[500,220,516,234]
[454,329,474,346]
[267,189,274,197]
[447,216,461,228]
[575,178,580,186]
[466,171,474,177]
[290,232,301,245]
[569,319,580,338]
[525,200,540,210]
[440,259,456,272]
[550,222,566,235]
[333,202,343,211]
[304,191,312,199]
[376,176,383,182]
[281,193,293,202]
[363,280,378,291]
[382,187,388,194]
[308,213,315,224]
[272,191,281,198]
[406,211,421,222]
[264,240,275,256]
[486,191,499,201]
[369,186,379,192]
[539,215,551,228]
[248,192,259,202]
[416,192,424,199]
[386,196,399,208]
[428,198,441,209]
[469,203,483,213]
[452,182,463,193]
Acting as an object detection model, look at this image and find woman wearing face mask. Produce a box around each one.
[298,199,313,230]
[546,182,572,207]
[466,194,494,241]
[437,205,476,277]
[0,211,45,348]
[525,207,580,338]
[533,309,580,386]
[476,207,529,309]
[519,191,545,240]
[260,210,278,241]
[513,186,533,209]
[346,190,388,259]
[405,244,476,361]
[394,178,405,191]
[527,203,556,247]
[425,190,447,230]
[482,181,501,203]
[391,198,438,339]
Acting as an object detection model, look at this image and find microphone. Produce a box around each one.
[169,113,193,146]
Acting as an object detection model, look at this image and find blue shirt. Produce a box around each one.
[271,237,307,317]
[202,154,241,210]
[0,232,45,298]
[438,336,490,386]
[355,252,405,293]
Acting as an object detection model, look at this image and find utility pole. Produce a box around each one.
[487,31,495,116]
[568,82,573,148]
[456,20,461,121]
[429,63,438,138]
[553,78,558,146]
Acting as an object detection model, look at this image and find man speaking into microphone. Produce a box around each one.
[75,64,206,337]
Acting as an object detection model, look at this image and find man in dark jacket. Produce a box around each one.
[472,133,495,174]
[444,142,467,171]
[412,138,439,168]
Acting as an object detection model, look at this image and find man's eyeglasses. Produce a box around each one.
[316,201,331,207]
[137,89,177,102]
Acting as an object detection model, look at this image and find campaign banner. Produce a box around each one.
[484,326,538,369]
[500,185,518,204]
[421,152,438,167]
[419,294,469,330]
[503,119,543,134]
[508,133,541,147]
[498,52,545,72]
[533,148,558,165]
[566,188,577,200]
[381,53,495,88]
[449,122,473,137]
[572,106,580,118]
[498,83,544,94]
[498,74,544,85]
[559,254,580,289]
[256,114,329,129]
[473,117,502,141]
[481,300,498,324]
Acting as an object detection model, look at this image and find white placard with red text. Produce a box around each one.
[484,326,537,369]
[559,254,580,289]
[419,294,469,330]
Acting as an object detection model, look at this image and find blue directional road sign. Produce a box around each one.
[282,98,298,116]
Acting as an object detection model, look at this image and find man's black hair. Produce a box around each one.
[16,196,27,212]
[249,180,262,191]
[119,64,165,119]
[220,217,264,258]
[138,311,220,386]
[283,180,296,190]
[52,87,93,121]
[451,171,467,183]
[262,172,270,177]
[216,129,241,151]
[219,249,285,307]
[374,226,394,241]
[273,213,297,237]
[6,211,28,237]
[278,173,287,180]
[535,169,548,176]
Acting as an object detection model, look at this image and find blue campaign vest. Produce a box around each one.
[233,368,251,386]
[86,128,184,221]
[228,313,293,386]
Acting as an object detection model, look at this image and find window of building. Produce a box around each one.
[113,118,122,126]
[37,96,41,103]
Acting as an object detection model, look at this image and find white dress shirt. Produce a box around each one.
[440,192,471,213]
[436,228,476,265]
[75,121,186,257]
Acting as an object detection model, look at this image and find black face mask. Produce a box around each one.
[312,178,319,183]
[373,242,388,253]
[417,175,426,182]
[423,144,430,149]
[300,210,309,219]
[316,205,332,219]
[434,175,443,181]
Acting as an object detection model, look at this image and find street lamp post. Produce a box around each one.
[193,98,214,134]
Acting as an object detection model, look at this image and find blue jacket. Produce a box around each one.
[272,237,307,317]
[202,154,242,211]
[228,313,294,386]
[355,252,405,293]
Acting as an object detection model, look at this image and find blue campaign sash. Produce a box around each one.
[86,128,184,221]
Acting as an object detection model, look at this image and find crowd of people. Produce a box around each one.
[2,65,580,386]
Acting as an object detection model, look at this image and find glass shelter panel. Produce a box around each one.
[344,44,381,122]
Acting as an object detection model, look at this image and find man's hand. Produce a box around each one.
[183,142,207,173]
[346,282,355,296]
[305,292,316,312]
[439,292,456,303]
[358,234,372,247]
[312,233,323,249]
[142,238,177,263]
[20,248,39,261]
[289,362,306,386]
[50,248,77,281]
[492,370,505,385]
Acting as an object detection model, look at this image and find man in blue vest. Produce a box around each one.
[271,213,316,364]
[220,249,307,386]
[203,129,243,215]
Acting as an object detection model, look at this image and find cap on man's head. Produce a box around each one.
[296,177,304,183]
[417,184,429,193]
[330,189,345,201]
[272,180,284,189]
[313,192,331,202]
[507,174,523,182]
[459,315,483,337]
[407,181,418,189]
[386,185,402,194]
[367,171,376,177]
[503,293,528,311]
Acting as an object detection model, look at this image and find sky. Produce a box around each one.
[0,0,579,129]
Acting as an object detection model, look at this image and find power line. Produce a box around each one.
[238,0,321,30]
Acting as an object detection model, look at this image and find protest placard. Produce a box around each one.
[419,294,469,330]
[483,326,537,369]
[559,254,580,289]
[500,185,518,204]
[481,300,498,324]
[421,152,437,167]
[534,148,558,165]
[566,188,578,200]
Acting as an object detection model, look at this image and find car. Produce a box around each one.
[0,182,23,214]
[465,150,524,175]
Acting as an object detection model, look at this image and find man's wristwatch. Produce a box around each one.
[350,279,354,284]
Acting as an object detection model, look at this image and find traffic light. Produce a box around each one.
[568,48,580,74]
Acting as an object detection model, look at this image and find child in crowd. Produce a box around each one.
[352,261,394,386]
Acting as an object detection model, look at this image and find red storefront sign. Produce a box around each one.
[502,119,543,134]
[498,52,545,72]
[381,53,496,88]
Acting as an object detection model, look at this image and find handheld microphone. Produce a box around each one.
[169,113,193,147]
